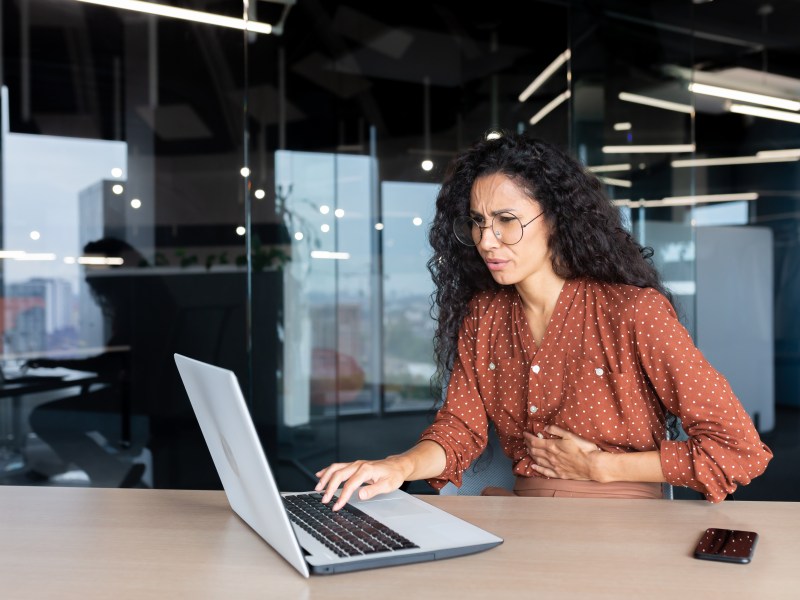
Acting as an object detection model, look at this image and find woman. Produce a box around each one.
[316,132,772,509]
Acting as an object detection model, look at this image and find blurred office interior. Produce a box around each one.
[1,0,799,500]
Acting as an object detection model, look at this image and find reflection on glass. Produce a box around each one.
[382,182,437,412]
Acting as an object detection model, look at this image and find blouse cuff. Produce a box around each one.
[418,432,460,490]
[660,440,727,503]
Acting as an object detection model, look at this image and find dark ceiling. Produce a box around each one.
[2,0,799,166]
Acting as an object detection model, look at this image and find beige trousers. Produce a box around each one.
[481,477,663,499]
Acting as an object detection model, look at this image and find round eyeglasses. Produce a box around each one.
[452,211,544,246]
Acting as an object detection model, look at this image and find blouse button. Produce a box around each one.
[489,362,496,371]
[532,364,541,374]
[537,432,544,439]
[594,367,604,376]
[530,405,538,414]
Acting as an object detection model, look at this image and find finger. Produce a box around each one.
[357,478,394,501]
[314,463,345,489]
[314,463,346,491]
[531,454,555,470]
[530,463,558,478]
[320,464,361,504]
[333,466,375,510]
[527,446,551,460]
[357,471,405,502]
[523,432,550,450]
[526,439,557,457]
[545,425,570,439]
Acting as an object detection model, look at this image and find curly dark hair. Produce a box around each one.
[427,132,673,393]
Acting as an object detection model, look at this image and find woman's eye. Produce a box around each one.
[498,215,516,223]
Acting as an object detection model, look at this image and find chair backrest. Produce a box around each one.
[439,424,515,496]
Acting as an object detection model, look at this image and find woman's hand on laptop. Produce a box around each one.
[315,440,447,511]
[315,457,409,511]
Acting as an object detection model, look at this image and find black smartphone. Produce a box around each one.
[693,528,758,564]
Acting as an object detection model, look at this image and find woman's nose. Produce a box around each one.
[478,224,501,250]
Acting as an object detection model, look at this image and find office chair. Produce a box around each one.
[439,423,515,496]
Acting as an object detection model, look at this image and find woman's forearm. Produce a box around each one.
[591,450,666,484]
[389,440,447,482]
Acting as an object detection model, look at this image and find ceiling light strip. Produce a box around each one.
[615,193,758,208]
[756,148,800,158]
[672,155,800,168]
[599,176,632,188]
[518,50,571,103]
[310,251,351,260]
[587,163,632,173]
[730,104,800,124]
[77,256,125,265]
[529,90,571,125]
[73,0,274,35]
[689,82,800,112]
[661,192,758,205]
[602,144,695,154]
[613,122,632,131]
[618,92,694,114]
[13,253,58,261]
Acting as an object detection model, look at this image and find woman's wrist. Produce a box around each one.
[388,440,446,482]
[589,449,615,483]
[385,453,415,481]
[589,449,666,484]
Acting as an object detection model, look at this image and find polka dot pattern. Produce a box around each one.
[419,278,773,502]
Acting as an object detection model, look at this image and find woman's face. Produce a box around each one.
[468,173,554,287]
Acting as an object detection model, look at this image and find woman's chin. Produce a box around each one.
[489,271,518,286]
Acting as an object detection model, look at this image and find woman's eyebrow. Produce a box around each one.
[469,208,519,217]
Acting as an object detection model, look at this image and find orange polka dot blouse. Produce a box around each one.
[419,278,773,502]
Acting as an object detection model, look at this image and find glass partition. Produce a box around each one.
[1,0,251,488]
[570,0,698,332]
[3,1,792,501]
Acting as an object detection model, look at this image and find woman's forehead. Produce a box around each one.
[469,173,536,212]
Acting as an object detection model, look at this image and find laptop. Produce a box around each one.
[174,353,503,577]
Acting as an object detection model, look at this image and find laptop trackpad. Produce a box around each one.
[354,496,432,519]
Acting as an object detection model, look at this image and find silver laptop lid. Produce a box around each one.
[174,353,311,578]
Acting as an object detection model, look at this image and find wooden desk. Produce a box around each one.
[0,486,797,599]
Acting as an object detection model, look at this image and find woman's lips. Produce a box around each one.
[485,259,509,271]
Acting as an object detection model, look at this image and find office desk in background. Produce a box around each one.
[0,370,104,472]
[1,487,798,599]
[0,346,133,465]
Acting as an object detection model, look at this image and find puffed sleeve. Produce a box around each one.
[418,300,489,490]
[634,288,773,502]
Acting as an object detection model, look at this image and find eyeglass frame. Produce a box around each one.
[453,210,545,246]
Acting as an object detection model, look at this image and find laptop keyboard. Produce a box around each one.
[283,493,419,558]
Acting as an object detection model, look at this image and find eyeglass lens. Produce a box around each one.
[453,212,525,246]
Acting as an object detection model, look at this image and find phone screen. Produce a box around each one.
[693,528,758,564]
